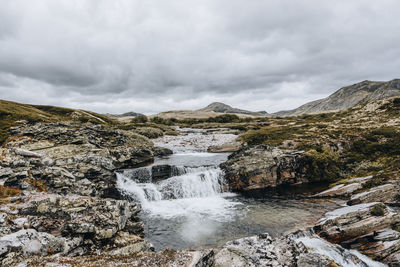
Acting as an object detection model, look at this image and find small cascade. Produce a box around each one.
[117,166,227,206]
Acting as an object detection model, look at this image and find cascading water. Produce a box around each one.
[117,166,239,220]
[115,128,389,267]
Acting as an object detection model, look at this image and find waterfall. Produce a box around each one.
[116,166,239,221]
[117,166,226,204]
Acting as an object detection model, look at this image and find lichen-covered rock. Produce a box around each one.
[220,145,308,191]
[213,233,297,266]
[0,193,148,264]
[0,123,155,198]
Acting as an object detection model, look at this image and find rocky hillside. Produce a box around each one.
[276,79,400,116]
[0,99,117,145]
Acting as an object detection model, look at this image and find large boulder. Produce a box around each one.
[220,145,308,191]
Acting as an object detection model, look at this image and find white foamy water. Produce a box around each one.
[116,166,241,221]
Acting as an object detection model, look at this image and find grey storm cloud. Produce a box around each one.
[0,0,400,114]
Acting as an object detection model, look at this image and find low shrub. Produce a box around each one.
[305,147,340,182]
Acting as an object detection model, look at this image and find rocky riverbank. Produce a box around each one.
[220,144,400,265]
[0,121,399,266]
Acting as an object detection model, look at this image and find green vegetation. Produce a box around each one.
[131,115,148,123]
[305,148,340,182]
[239,125,306,146]
[237,97,400,184]
[134,127,164,139]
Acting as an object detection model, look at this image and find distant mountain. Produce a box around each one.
[275,79,400,116]
[105,111,144,119]
[199,102,266,116]
[154,102,267,119]
[120,112,144,117]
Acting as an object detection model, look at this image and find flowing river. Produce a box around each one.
[116,128,338,250]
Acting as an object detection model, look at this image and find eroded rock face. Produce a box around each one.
[0,193,149,265]
[220,145,308,191]
[315,202,400,264]
[0,123,154,198]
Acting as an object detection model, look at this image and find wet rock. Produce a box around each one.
[151,165,179,182]
[220,145,308,191]
[153,146,173,157]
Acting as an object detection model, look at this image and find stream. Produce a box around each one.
[116,128,339,250]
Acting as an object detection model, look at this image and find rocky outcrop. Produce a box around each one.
[0,123,154,198]
[0,193,150,266]
[315,202,400,264]
[220,145,308,191]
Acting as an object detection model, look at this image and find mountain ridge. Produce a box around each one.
[275,79,400,116]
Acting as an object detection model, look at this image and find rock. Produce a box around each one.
[207,141,241,153]
[0,168,13,179]
[348,182,400,205]
[151,165,180,182]
[312,176,373,198]
[153,147,173,157]
[0,193,147,258]
[11,148,43,158]
[0,229,66,256]
[220,145,308,191]
[213,233,297,266]
[315,202,400,264]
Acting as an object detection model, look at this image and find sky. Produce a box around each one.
[0,0,400,115]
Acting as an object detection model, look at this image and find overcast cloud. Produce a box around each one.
[0,0,400,114]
